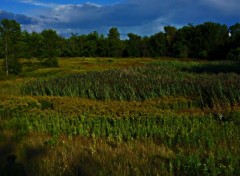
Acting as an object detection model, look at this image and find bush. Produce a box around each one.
[2,59,22,75]
[227,47,240,60]
[42,58,59,67]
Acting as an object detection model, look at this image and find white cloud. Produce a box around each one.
[20,0,57,8]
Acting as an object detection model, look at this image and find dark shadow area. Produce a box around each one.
[0,154,27,176]
[0,132,48,176]
[0,133,27,176]
[68,153,104,176]
[22,145,48,176]
[182,61,240,74]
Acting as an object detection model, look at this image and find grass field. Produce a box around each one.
[0,57,239,175]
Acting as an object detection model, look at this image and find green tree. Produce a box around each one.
[40,29,60,67]
[84,31,99,57]
[96,34,108,57]
[125,33,142,57]
[0,19,22,75]
[27,32,43,59]
[148,32,167,57]
[172,23,228,59]
[172,25,193,58]
[197,22,228,59]
[107,27,123,57]
[227,23,240,60]
[164,26,177,56]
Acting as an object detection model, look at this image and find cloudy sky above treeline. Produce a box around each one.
[1,0,240,37]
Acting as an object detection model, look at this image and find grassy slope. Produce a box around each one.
[0,57,239,175]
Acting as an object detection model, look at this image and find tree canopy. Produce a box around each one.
[0,19,22,75]
[0,19,240,74]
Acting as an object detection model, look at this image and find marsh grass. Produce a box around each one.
[0,58,240,175]
[22,61,240,108]
[0,111,239,175]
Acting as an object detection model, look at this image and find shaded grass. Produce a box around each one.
[184,61,240,74]
[0,111,239,175]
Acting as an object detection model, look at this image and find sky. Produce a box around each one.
[0,0,240,37]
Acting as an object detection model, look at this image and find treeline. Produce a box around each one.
[0,19,240,75]
[23,22,240,60]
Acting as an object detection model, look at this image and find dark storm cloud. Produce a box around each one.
[0,10,38,25]
[3,0,240,36]
[37,0,240,34]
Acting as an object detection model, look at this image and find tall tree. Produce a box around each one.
[164,26,177,56]
[0,19,22,75]
[227,23,240,60]
[40,29,60,67]
[148,32,167,57]
[25,31,43,59]
[107,27,123,57]
[125,33,142,57]
[84,31,99,57]
[197,22,228,59]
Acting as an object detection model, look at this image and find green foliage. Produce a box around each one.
[40,29,60,59]
[125,33,143,57]
[22,61,240,108]
[0,21,236,60]
[0,19,22,75]
[2,112,239,146]
[1,109,239,175]
[1,57,240,175]
[107,27,124,57]
[41,57,59,68]
[0,96,41,116]
[148,32,167,57]
[227,47,240,60]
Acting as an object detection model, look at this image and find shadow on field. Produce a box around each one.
[183,61,240,74]
[59,152,104,176]
[0,133,27,175]
[0,132,48,176]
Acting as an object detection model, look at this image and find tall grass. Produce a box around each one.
[22,61,240,107]
[1,59,240,175]
[1,111,239,175]
[3,111,239,148]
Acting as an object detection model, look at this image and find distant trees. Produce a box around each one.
[228,23,240,60]
[0,19,22,75]
[1,18,240,68]
[171,22,229,59]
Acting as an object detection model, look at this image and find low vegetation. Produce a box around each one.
[0,58,239,175]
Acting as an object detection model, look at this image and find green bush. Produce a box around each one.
[42,58,59,67]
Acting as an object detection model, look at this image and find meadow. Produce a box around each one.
[0,57,239,175]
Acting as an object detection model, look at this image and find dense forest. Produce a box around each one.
[0,19,240,74]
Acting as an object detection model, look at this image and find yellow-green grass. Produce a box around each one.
[0,57,154,96]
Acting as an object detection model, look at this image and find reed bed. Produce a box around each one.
[22,62,240,107]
